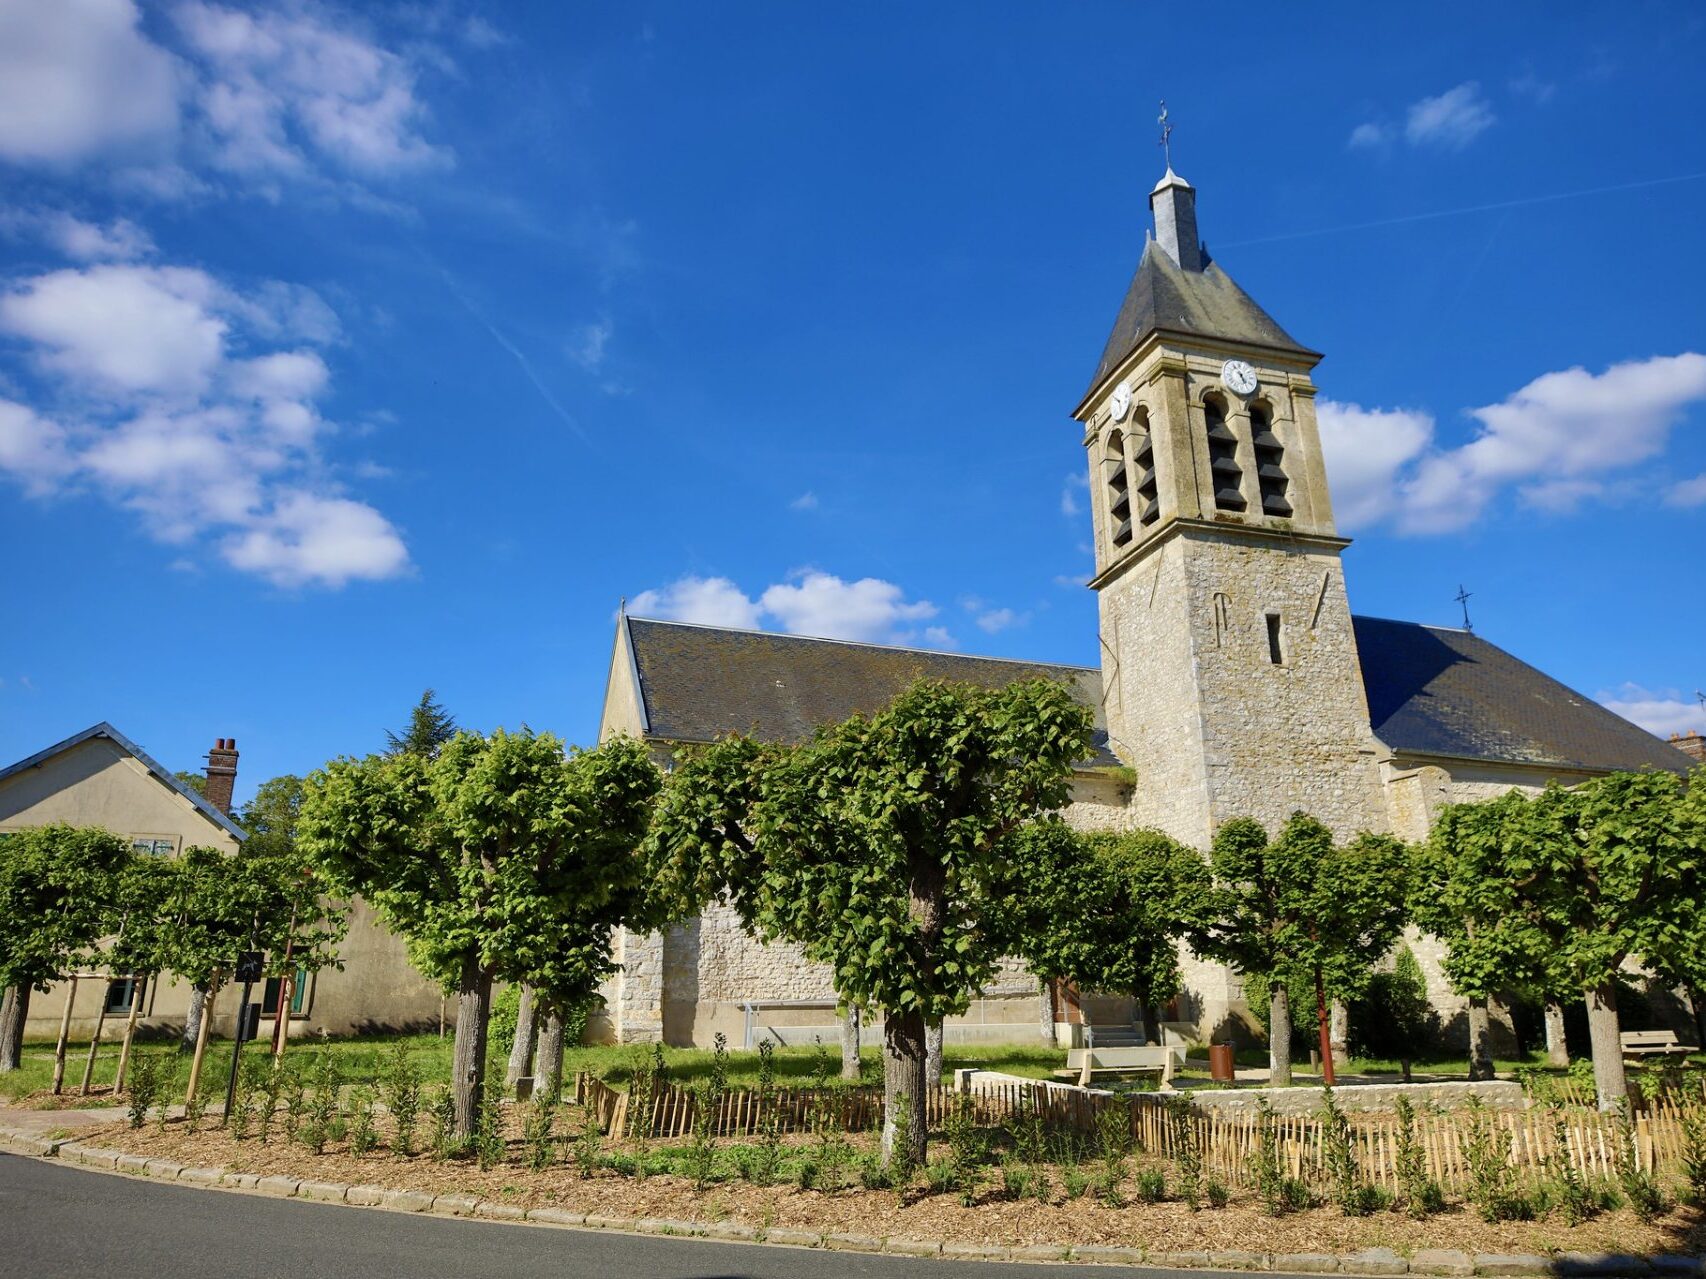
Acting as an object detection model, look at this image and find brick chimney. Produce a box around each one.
[205,737,239,814]
[1670,732,1706,765]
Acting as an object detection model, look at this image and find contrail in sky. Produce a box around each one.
[1218,171,1706,250]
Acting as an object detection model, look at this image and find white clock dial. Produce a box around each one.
[1221,359,1259,397]
[1108,384,1132,421]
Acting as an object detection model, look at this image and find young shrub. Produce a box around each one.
[942,1092,985,1205]
[475,1075,507,1170]
[428,1085,459,1160]
[1135,1167,1167,1203]
[999,1153,1027,1199]
[1166,1094,1202,1210]
[126,1051,164,1131]
[1009,1100,1049,1202]
[1206,1178,1230,1209]
[257,1059,288,1144]
[1319,1086,1374,1217]
[1093,1101,1129,1207]
[1462,1099,1532,1223]
[519,1090,556,1170]
[747,1040,783,1188]
[1394,1096,1444,1219]
[686,1080,720,1190]
[1545,1109,1599,1226]
[280,1063,307,1144]
[1253,1096,1287,1216]
[1613,1100,1666,1222]
[1680,1102,1706,1205]
[349,1089,379,1155]
[1062,1164,1090,1199]
[381,1042,422,1156]
[572,1106,602,1179]
[183,1073,210,1133]
[301,1052,341,1154]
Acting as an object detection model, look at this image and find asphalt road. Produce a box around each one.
[0,1153,1308,1279]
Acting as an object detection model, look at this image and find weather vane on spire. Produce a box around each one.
[1157,100,1174,168]
[1455,585,1474,632]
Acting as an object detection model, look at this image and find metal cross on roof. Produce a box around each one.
[1455,584,1474,632]
[1157,100,1174,168]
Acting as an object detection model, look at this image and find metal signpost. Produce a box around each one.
[223,949,265,1119]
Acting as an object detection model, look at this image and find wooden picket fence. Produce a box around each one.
[571,1070,1706,1191]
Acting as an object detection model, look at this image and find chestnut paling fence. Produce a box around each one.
[570,1072,1706,1192]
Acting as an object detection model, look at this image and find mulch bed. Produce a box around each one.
[78,1112,1706,1260]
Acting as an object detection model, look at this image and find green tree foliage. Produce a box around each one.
[1197,813,1411,1085]
[0,825,131,1071]
[386,689,458,759]
[1412,792,1559,1080]
[992,820,1212,1010]
[1348,946,1440,1078]
[174,770,207,797]
[300,730,660,1142]
[1514,770,1706,1109]
[648,677,1093,1166]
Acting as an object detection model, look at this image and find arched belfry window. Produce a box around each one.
[1250,404,1292,517]
[1203,396,1245,512]
[1104,429,1133,548]
[1127,410,1160,529]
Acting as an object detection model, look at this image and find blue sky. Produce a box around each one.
[2,1,1704,805]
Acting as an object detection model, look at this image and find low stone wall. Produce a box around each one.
[960,1069,1526,1114]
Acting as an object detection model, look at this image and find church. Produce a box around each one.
[593,162,1692,1052]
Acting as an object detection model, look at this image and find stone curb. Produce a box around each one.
[0,1123,1684,1275]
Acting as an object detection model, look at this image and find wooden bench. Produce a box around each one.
[1620,1029,1694,1059]
[1059,1045,1184,1087]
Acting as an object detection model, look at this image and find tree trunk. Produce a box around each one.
[925,1019,944,1089]
[181,985,206,1052]
[1686,984,1706,1052]
[1037,979,1056,1046]
[0,985,29,1073]
[839,1006,861,1081]
[115,974,148,1093]
[1314,969,1335,1087]
[450,956,494,1142]
[186,981,218,1108]
[51,975,78,1094]
[1544,1001,1569,1067]
[1466,996,1495,1080]
[1586,981,1628,1111]
[506,986,537,1086]
[881,1007,927,1168]
[1268,985,1292,1086]
[1329,998,1350,1074]
[535,1004,564,1100]
[79,998,110,1096]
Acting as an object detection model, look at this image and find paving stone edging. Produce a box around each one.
[2,1125,1697,1277]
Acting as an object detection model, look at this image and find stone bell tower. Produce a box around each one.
[1075,165,1387,847]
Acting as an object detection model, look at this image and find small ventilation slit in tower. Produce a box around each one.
[1266,612,1285,665]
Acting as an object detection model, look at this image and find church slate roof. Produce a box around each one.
[1082,241,1318,406]
[623,615,1688,779]
[1353,617,1690,774]
[622,618,1120,768]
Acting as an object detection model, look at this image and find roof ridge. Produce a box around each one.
[625,615,1099,672]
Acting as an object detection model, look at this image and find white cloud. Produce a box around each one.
[1509,71,1556,105]
[629,576,763,630]
[1317,401,1435,530]
[760,571,936,643]
[1319,354,1706,535]
[462,15,509,49]
[0,0,183,165]
[1596,683,1703,740]
[975,607,1028,634]
[44,213,155,262]
[789,491,819,511]
[0,260,408,588]
[1405,82,1495,149]
[1060,473,1086,517]
[173,1,449,178]
[921,626,956,649]
[1346,122,1390,151]
[631,570,939,644]
[1664,473,1706,508]
[567,318,612,371]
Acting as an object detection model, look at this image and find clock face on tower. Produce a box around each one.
[1108,384,1132,421]
[1221,359,1259,397]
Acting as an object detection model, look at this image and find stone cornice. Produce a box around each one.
[1087,517,1351,591]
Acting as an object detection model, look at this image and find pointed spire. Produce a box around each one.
[1150,166,1202,272]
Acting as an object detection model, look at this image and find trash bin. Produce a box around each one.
[1209,1041,1236,1083]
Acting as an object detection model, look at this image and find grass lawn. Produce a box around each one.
[1,1033,1068,1105]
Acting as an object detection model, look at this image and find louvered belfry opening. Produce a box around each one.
[1204,398,1245,512]
[1251,404,1292,517]
[1104,429,1133,548]
[1128,411,1160,529]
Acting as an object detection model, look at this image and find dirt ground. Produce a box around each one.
[75,1112,1706,1260]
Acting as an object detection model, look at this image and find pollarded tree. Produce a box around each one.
[649,678,1093,1166]
[1198,813,1411,1086]
[301,730,659,1140]
[1515,770,1706,1109]
[0,826,130,1072]
[992,820,1213,1034]
[1411,791,1560,1081]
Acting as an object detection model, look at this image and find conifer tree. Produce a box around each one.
[386,689,458,759]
